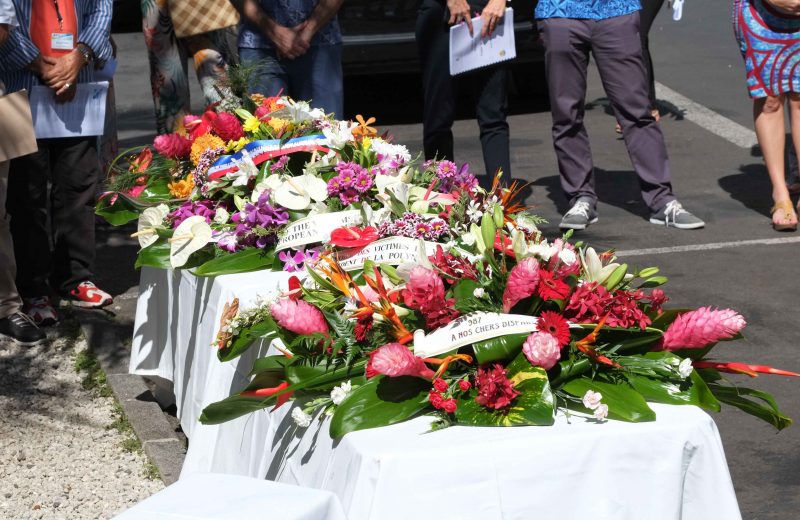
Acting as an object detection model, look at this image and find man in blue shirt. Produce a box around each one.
[232,0,343,118]
[536,0,705,230]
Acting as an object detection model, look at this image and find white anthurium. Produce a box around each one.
[213,207,230,225]
[252,174,284,201]
[581,247,620,284]
[274,173,328,210]
[307,200,330,216]
[374,171,405,194]
[169,216,213,268]
[133,204,170,249]
[229,150,259,187]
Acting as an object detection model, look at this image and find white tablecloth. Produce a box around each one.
[113,473,347,519]
[130,268,742,520]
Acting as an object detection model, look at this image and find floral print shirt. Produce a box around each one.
[238,0,341,49]
[535,0,641,20]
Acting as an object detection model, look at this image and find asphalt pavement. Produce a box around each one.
[102,3,799,518]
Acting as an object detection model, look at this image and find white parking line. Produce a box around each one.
[655,81,758,149]
[616,236,800,257]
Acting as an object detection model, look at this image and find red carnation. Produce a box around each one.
[442,399,458,413]
[537,269,571,301]
[474,364,520,411]
[537,311,571,348]
[433,378,448,393]
[212,112,245,142]
[329,226,379,248]
[428,391,445,409]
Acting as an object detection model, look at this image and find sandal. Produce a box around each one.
[771,200,798,232]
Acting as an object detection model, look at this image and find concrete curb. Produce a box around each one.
[73,290,185,486]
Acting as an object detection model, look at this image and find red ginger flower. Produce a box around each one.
[474,364,520,410]
[660,307,746,350]
[537,269,571,301]
[403,266,460,329]
[502,257,540,312]
[270,299,329,336]
[212,112,245,142]
[537,311,571,348]
[366,343,435,379]
[429,246,477,285]
[153,133,192,159]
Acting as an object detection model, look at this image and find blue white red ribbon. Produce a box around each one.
[207,135,330,180]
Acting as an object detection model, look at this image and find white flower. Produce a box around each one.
[559,248,578,266]
[135,204,170,249]
[593,403,609,421]
[291,407,312,428]
[274,173,328,210]
[582,390,603,410]
[229,150,259,187]
[213,207,230,225]
[528,240,554,261]
[581,247,620,285]
[169,216,212,268]
[466,200,484,223]
[330,380,352,405]
[677,358,694,379]
[275,99,325,123]
[322,120,357,149]
[461,231,477,246]
[473,288,486,298]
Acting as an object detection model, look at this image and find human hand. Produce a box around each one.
[28,54,57,77]
[480,0,505,38]
[42,50,85,95]
[0,23,9,48]
[447,0,473,36]
[270,22,310,60]
[55,82,77,104]
[765,0,800,15]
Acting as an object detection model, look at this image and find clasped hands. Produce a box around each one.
[29,49,85,103]
[448,0,505,38]
[271,22,314,60]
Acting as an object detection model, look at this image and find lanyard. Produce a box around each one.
[52,0,64,30]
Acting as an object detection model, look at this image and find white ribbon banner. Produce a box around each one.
[413,312,540,358]
[276,210,362,252]
[336,237,439,271]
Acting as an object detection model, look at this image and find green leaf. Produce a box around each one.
[602,263,628,290]
[218,315,281,362]
[637,267,659,278]
[638,276,668,289]
[194,248,279,277]
[200,394,276,425]
[472,333,529,365]
[563,377,657,422]
[626,371,720,412]
[706,382,792,430]
[95,203,140,226]
[249,355,291,376]
[329,375,430,438]
[135,240,172,269]
[285,357,364,391]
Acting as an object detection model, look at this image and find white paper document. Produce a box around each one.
[449,8,516,76]
[30,82,108,139]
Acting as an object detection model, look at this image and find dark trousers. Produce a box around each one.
[539,13,674,212]
[416,0,511,181]
[640,0,665,108]
[7,137,99,297]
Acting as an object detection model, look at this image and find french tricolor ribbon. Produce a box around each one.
[207,134,330,180]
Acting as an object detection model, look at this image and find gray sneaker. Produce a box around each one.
[559,200,599,230]
[649,200,705,229]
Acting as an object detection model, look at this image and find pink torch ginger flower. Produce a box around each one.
[522,331,561,370]
[365,343,435,379]
[270,299,329,336]
[153,133,192,159]
[502,257,540,312]
[660,306,746,350]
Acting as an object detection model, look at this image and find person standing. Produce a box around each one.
[232,0,344,118]
[142,0,239,134]
[0,0,45,344]
[416,0,511,182]
[536,0,705,231]
[0,0,115,325]
[734,0,800,231]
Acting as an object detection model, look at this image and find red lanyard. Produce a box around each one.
[52,0,64,30]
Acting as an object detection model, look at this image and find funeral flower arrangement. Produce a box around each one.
[96,87,489,276]
[200,204,797,438]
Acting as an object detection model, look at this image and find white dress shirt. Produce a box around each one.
[0,0,17,27]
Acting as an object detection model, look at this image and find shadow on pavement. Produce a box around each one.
[718,163,774,219]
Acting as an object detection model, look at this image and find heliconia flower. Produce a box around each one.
[522,331,561,370]
[502,257,540,312]
[660,306,746,350]
[270,299,329,336]
[153,133,192,159]
[365,343,435,380]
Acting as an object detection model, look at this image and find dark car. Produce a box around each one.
[112,0,543,75]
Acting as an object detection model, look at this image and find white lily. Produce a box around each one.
[581,247,620,284]
[133,204,170,249]
[274,173,328,210]
[322,120,357,148]
[169,216,212,268]
[229,150,259,187]
[213,207,230,225]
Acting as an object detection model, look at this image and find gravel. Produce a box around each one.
[0,316,163,519]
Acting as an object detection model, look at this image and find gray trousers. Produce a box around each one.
[0,159,22,319]
[539,12,675,212]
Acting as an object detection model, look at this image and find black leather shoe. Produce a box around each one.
[0,312,47,346]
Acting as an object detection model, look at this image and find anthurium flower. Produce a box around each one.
[329,226,378,248]
[169,215,212,268]
[274,174,328,210]
[134,204,170,249]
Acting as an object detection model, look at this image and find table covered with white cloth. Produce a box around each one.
[130,267,742,520]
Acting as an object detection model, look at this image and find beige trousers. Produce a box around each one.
[0,158,22,318]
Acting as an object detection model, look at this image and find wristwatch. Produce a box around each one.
[76,43,93,65]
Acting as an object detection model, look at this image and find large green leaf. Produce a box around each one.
[200,394,276,425]
[329,375,430,439]
[563,377,657,422]
[626,372,721,412]
[95,202,139,225]
[285,358,367,390]
[249,355,291,376]
[456,357,555,427]
[218,315,281,362]
[135,240,172,269]
[472,333,529,364]
[707,382,792,430]
[194,248,279,277]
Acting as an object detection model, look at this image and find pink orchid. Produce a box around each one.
[366,343,435,380]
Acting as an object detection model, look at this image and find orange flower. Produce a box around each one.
[352,114,377,138]
[190,133,226,165]
[167,175,195,198]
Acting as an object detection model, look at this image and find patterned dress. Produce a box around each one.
[734,0,800,98]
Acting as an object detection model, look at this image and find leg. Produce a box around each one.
[416,0,457,161]
[539,18,597,207]
[472,64,511,180]
[592,12,674,212]
[305,44,344,118]
[50,138,100,294]
[0,161,22,319]
[756,94,795,226]
[239,47,289,98]
[141,0,191,134]
[7,146,52,298]
[787,94,800,193]
[638,0,665,110]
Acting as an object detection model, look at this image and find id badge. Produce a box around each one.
[51,33,74,51]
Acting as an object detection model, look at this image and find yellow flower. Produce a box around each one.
[168,175,195,198]
[243,116,261,134]
[227,137,248,152]
[268,118,290,133]
[190,133,226,165]
[362,137,372,150]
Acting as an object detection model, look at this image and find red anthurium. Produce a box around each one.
[329,226,379,248]
[287,276,303,301]
[693,361,800,378]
